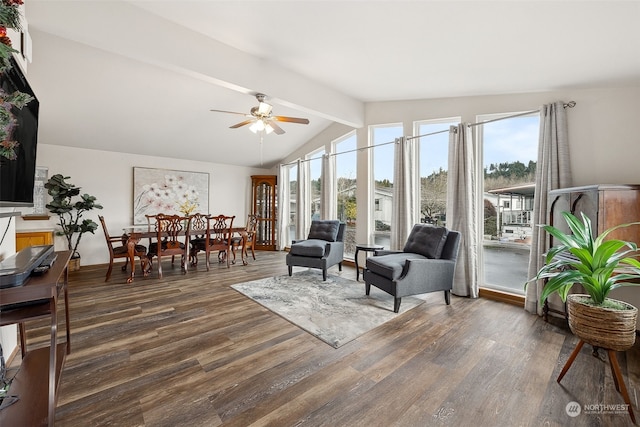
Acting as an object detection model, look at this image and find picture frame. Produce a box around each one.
[133,167,209,224]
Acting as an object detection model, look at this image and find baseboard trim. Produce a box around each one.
[480,287,525,307]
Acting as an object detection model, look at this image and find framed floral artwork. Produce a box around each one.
[133,167,209,224]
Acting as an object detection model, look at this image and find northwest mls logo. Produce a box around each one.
[565,401,581,417]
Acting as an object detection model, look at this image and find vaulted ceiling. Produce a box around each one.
[25,1,640,168]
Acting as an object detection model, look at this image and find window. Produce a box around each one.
[371,124,402,246]
[308,148,324,222]
[415,118,459,227]
[480,112,540,295]
[334,131,357,257]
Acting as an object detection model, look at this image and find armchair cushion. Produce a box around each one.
[403,225,448,259]
[289,239,327,257]
[307,220,340,242]
[366,252,427,280]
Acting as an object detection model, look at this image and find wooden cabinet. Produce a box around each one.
[548,184,640,245]
[547,184,640,318]
[0,251,72,427]
[251,175,277,251]
[16,230,54,251]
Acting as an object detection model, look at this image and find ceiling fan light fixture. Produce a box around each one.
[211,93,309,136]
[257,101,272,115]
[249,120,263,133]
[264,123,274,134]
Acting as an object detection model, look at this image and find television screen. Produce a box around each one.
[0,57,39,207]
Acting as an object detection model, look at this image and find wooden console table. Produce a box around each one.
[0,250,72,427]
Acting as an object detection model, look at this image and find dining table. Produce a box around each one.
[122,225,248,283]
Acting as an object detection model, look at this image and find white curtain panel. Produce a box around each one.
[276,164,290,250]
[320,154,336,220]
[446,124,479,298]
[390,136,419,250]
[296,159,309,240]
[525,101,572,315]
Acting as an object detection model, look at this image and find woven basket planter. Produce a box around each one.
[69,256,81,272]
[567,294,637,351]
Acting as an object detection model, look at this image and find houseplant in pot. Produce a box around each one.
[45,174,102,270]
[531,211,640,350]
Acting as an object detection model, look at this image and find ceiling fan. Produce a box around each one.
[210,93,310,135]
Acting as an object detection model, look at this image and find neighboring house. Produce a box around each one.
[305,184,393,229]
[372,186,393,228]
[487,183,535,243]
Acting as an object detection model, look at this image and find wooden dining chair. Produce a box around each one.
[146,213,190,278]
[189,214,235,270]
[231,214,259,265]
[187,213,208,266]
[99,215,147,281]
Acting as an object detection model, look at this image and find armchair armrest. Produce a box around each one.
[324,241,345,264]
[374,249,402,256]
[399,258,456,283]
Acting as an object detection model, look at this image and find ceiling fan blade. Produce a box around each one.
[268,121,286,135]
[272,116,310,125]
[229,119,255,129]
[210,109,251,116]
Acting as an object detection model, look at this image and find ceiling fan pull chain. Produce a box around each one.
[260,133,264,166]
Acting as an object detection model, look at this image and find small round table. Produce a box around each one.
[354,243,384,281]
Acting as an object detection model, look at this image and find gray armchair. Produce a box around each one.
[363,224,461,312]
[287,220,346,281]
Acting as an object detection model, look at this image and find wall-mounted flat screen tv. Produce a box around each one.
[0,57,39,207]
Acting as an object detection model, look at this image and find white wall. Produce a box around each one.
[16,144,271,266]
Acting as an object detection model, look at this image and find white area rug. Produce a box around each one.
[231,269,426,348]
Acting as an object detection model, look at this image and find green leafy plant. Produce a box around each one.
[45,174,103,258]
[0,0,22,71]
[530,211,640,308]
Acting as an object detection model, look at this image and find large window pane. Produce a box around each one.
[481,113,539,295]
[308,149,324,222]
[416,118,459,227]
[335,131,357,257]
[371,124,402,247]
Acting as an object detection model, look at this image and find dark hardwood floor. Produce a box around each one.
[15,251,640,426]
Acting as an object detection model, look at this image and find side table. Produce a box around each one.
[355,243,384,281]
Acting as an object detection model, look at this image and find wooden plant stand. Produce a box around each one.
[557,340,636,425]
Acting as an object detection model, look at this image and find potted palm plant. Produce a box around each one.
[531,211,640,350]
[45,174,102,270]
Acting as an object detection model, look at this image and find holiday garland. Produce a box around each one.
[0,0,34,161]
[0,0,22,69]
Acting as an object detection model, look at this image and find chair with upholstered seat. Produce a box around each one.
[99,215,147,282]
[286,220,345,281]
[189,214,235,270]
[363,224,461,313]
[146,213,190,278]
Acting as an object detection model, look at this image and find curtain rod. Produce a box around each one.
[467,101,576,128]
[280,101,576,167]
[281,128,451,166]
